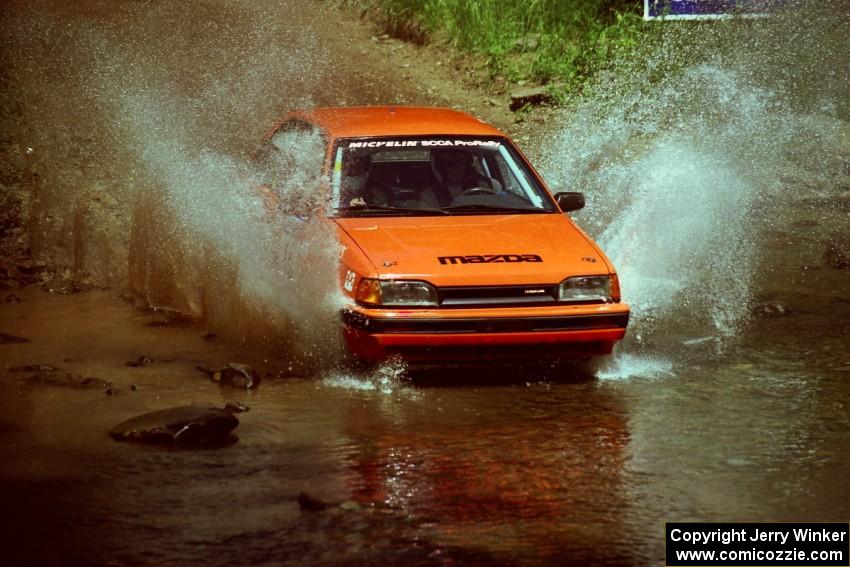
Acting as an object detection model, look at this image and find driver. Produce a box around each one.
[430,149,501,206]
[340,152,372,207]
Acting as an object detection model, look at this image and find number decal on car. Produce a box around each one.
[344,270,356,292]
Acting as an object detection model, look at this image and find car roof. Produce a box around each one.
[288,106,505,139]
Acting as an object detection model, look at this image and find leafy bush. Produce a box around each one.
[364,0,646,92]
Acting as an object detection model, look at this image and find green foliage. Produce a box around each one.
[366,0,647,93]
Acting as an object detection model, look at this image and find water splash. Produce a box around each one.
[595,353,675,381]
[323,358,411,395]
[2,2,327,286]
[1,2,352,367]
[9,2,360,366]
[121,91,345,366]
[542,1,850,364]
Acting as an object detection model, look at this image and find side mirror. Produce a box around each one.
[554,191,585,212]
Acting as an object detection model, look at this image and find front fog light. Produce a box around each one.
[558,275,612,302]
[355,279,439,307]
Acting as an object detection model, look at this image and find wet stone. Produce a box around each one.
[109,405,239,446]
[125,355,153,368]
[298,492,329,512]
[212,363,261,390]
[9,363,59,372]
[224,401,250,413]
[195,365,214,377]
[296,494,364,514]
[25,372,111,389]
[754,302,793,318]
[0,331,29,344]
[41,274,78,294]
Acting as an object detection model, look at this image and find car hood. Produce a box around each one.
[333,214,610,286]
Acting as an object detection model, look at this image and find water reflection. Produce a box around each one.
[338,383,635,564]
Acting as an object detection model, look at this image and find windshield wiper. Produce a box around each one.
[443,204,541,214]
[336,204,449,216]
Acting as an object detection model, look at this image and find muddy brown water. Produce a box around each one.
[1,288,849,566]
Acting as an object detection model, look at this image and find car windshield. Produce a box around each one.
[329,136,557,217]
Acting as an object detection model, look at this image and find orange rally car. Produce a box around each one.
[262,107,629,364]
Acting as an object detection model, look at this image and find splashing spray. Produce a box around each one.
[123,92,346,368]
[542,1,850,376]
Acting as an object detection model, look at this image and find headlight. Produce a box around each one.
[355,278,439,307]
[558,275,615,303]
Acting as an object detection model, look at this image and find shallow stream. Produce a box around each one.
[1,289,848,566]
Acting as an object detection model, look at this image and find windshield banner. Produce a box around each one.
[347,139,501,149]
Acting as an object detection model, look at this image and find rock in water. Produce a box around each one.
[125,355,153,367]
[224,401,250,413]
[754,302,792,318]
[213,363,261,389]
[298,492,329,512]
[9,363,60,372]
[0,331,29,344]
[25,372,111,389]
[109,405,239,445]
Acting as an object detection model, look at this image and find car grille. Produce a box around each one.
[438,284,560,307]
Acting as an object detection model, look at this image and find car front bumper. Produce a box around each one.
[342,304,629,362]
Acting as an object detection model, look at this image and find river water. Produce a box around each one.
[1,286,849,566]
[2,0,850,565]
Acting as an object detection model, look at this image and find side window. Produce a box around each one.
[256,120,328,216]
